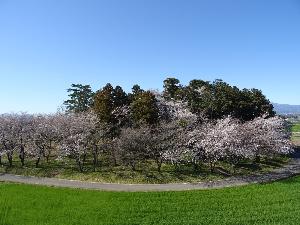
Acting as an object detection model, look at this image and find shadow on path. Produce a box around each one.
[1,150,300,192]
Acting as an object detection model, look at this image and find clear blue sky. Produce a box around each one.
[0,0,299,113]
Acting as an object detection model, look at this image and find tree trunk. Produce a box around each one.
[44,140,52,163]
[48,141,52,163]
[7,153,13,167]
[19,145,25,167]
[92,145,99,172]
[45,153,50,163]
[130,160,136,171]
[232,163,236,174]
[76,158,84,173]
[255,155,261,163]
[82,154,87,164]
[35,157,41,168]
[156,158,162,172]
[0,155,2,165]
[174,163,179,172]
[209,161,215,173]
[193,162,199,172]
[111,149,117,167]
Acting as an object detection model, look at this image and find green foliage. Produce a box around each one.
[2,176,300,224]
[130,91,159,125]
[292,123,300,132]
[183,78,275,120]
[163,77,182,100]
[238,88,275,120]
[93,83,115,124]
[64,84,94,113]
[93,84,128,123]
[112,85,128,107]
[128,84,144,102]
[63,77,274,122]
[131,84,144,96]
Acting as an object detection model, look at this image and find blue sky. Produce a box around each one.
[0,0,299,113]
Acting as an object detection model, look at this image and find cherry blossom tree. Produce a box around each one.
[0,107,293,174]
[153,91,197,122]
[16,113,35,166]
[0,114,22,166]
[57,112,98,172]
[187,116,292,172]
[243,116,292,162]
[148,121,181,172]
[26,115,60,167]
[116,126,151,170]
[188,119,231,172]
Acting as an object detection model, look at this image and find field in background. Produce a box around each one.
[292,123,300,147]
[1,176,300,225]
[292,123,300,133]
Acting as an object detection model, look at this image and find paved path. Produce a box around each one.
[1,152,300,192]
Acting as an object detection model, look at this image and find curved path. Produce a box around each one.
[1,151,300,192]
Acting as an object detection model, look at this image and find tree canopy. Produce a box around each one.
[163,78,275,120]
[64,77,276,124]
[64,84,94,113]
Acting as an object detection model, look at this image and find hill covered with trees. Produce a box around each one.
[0,78,292,181]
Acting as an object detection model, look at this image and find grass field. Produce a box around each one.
[292,133,300,147]
[292,123,300,133]
[292,123,300,147]
[0,159,224,184]
[0,123,298,225]
[0,156,289,184]
[1,176,300,225]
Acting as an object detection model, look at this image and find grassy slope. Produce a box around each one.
[0,160,224,184]
[1,177,300,225]
[0,156,289,184]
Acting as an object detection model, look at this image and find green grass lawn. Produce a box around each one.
[292,123,300,133]
[292,133,300,146]
[1,176,300,225]
[292,123,300,147]
[0,155,289,184]
[0,159,223,184]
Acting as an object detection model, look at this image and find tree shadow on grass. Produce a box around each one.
[236,163,261,172]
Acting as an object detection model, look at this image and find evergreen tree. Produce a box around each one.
[163,77,181,100]
[131,91,159,125]
[112,85,128,107]
[183,79,275,120]
[128,84,144,103]
[93,83,114,124]
[64,84,94,113]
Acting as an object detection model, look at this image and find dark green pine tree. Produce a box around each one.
[163,77,181,100]
[93,83,115,124]
[130,91,159,126]
[64,84,94,113]
[128,84,144,103]
[112,86,128,107]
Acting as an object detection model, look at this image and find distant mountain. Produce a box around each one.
[273,103,300,115]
